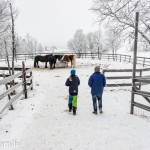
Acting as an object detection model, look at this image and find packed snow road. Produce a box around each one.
[0,59,150,150]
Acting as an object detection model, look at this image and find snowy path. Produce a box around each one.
[0,61,150,150]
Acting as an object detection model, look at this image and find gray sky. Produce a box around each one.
[14,0,98,48]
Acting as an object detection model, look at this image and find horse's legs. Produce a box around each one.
[45,62,48,68]
[49,61,50,69]
[71,60,75,68]
[49,61,51,69]
[71,61,73,68]
[34,58,37,67]
[72,56,76,68]
[37,61,39,68]
[50,62,52,69]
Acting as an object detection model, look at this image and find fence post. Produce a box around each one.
[143,58,145,67]
[131,12,139,114]
[98,47,100,59]
[3,74,14,110]
[22,61,27,99]
[30,71,33,90]
[129,56,131,63]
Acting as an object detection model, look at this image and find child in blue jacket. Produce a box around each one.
[88,66,106,114]
[65,69,80,115]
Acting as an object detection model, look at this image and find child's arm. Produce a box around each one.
[65,77,71,86]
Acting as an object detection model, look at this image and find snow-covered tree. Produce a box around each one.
[67,29,86,57]
[103,27,121,55]
[0,0,18,56]
[0,0,11,38]
[91,0,150,47]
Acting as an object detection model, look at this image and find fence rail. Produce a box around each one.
[103,68,150,87]
[0,52,150,66]
[131,75,150,112]
[0,61,33,115]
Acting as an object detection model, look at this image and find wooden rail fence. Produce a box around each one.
[0,52,150,66]
[103,68,150,112]
[131,74,150,112]
[0,61,33,115]
[102,68,150,87]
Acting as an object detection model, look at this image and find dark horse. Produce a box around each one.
[61,55,75,68]
[34,54,52,68]
[49,55,63,69]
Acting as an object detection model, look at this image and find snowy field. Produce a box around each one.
[0,58,150,150]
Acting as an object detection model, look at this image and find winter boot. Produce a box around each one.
[73,106,76,115]
[68,103,72,112]
[92,110,97,115]
[99,108,103,113]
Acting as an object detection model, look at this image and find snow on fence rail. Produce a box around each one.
[0,61,33,115]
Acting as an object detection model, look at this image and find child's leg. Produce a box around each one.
[69,103,72,112]
[92,95,97,112]
[68,95,73,112]
[72,95,77,115]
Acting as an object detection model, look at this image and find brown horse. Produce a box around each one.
[61,55,76,68]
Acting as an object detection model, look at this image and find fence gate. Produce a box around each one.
[130,12,150,114]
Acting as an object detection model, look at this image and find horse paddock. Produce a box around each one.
[0,58,150,150]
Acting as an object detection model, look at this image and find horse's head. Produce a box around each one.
[57,55,64,62]
[54,55,63,61]
[58,55,63,61]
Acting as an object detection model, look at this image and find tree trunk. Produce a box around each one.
[4,40,11,76]
[10,3,16,76]
[10,3,16,95]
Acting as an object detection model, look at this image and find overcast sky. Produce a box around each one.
[14,0,98,48]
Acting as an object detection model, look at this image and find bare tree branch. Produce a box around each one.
[91,0,150,44]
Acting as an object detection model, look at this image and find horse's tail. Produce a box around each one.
[34,57,36,67]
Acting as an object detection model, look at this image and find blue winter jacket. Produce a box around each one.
[65,75,80,95]
[88,72,106,95]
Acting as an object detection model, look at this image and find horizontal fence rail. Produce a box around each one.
[103,68,150,87]
[0,61,33,115]
[0,52,150,66]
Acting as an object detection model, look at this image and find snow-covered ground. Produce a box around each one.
[0,58,150,150]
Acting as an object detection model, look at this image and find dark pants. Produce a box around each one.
[92,94,102,112]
